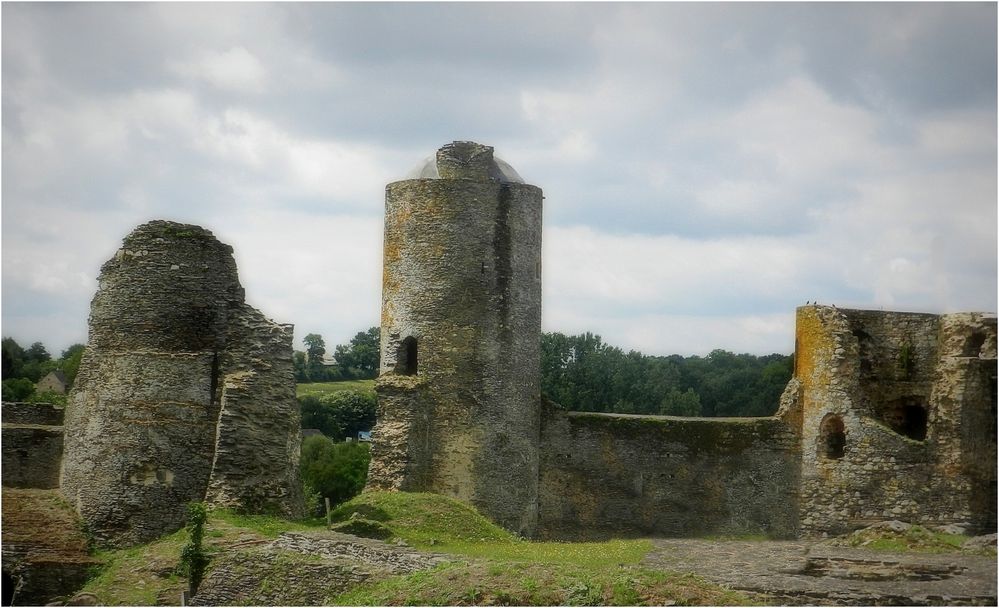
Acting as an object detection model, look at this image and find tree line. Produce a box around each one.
[1,338,84,403]
[295,327,379,383]
[541,332,792,417]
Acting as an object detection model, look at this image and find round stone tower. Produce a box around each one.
[368,141,543,536]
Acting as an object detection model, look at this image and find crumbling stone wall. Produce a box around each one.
[1,403,65,489]
[367,142,543,537]
[793,305,997,536]
[538,406,800,539]
[60,221,302,547]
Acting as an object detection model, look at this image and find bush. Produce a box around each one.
[299,390,376,441]
[178,503,209,594]
[2,378,35,401]
[27,391,67,405]
[300,435,370,509]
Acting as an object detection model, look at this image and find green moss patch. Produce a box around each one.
[331,491,515,547]
[837,524,993,555]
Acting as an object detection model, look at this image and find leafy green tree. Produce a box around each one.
[2,338,24,379]
[659,387,701,416]
[24,342,51,363]
[333,327,380,379]
[60,344,85,387]
[299,395,344,438]
[2,378,35,401]
[299,435,370,508]
[303,333,327,381]
[299,390,377,441]
[293,351,309,382]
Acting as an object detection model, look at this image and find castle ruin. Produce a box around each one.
[368,142,997,539]
[366,141,543,536]
[60,221,304,546]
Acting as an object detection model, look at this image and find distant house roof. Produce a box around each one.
[36,370,68,393]
[300,429,323,439]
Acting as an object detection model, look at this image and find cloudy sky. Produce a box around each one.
[3,2,996,358]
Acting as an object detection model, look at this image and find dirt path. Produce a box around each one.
[643,538,997,605]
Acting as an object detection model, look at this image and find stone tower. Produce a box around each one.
[367,141,543,536]
[61,220,303,546]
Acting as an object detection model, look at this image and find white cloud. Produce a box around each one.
[170,46,267,93]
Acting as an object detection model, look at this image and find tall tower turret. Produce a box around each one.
[367,141,543,536]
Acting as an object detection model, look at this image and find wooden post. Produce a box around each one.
[181,590,190,606]
[325,497,332,528]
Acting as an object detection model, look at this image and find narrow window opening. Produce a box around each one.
[819,414,846,459]
[396,336,418,376]
[899,404,928,441]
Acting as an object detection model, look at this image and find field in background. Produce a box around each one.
[296,379,377,398]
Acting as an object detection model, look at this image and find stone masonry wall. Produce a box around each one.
[538,406,801,540]
[1,403,65,489]
[60,221,302,547]
[795,305,997,536]
[368,142,543,537]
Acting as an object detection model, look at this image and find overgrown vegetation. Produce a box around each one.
[299,389,377,439]
[838,523,995,555]
[300,436,371,513]
[178,503,209,595]
[297,378,377,398]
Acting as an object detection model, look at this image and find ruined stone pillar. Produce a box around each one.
[61,221,302,546]
[367,141,543,536]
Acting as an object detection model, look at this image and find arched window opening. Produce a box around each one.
[396,337,418,376]
[819,414,846,460]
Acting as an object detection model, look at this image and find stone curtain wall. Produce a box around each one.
[795,305,997,536]
[538,407,801,539]
[60,221,302,547]
[368,142,543,537]
[1,403,65,489]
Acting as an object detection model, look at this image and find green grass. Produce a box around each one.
[209,509,326,538]
[82,492,755,606]
[330,491,515,547]
[326,491,750,606]
[83,528,189,606]
[296,379,377,398]
[332,560,753,606]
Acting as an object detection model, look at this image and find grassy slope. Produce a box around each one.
[81,510,327,605]
[296,379,377,398]
[328,491,751,606]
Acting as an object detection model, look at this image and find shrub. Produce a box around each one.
[300,435,370,509]
[2,378,35,401]
[178,503,209,594]
[299,390,376,441]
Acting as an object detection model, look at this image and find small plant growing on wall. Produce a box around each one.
[898,342,915,379]
[178,502,209,596]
